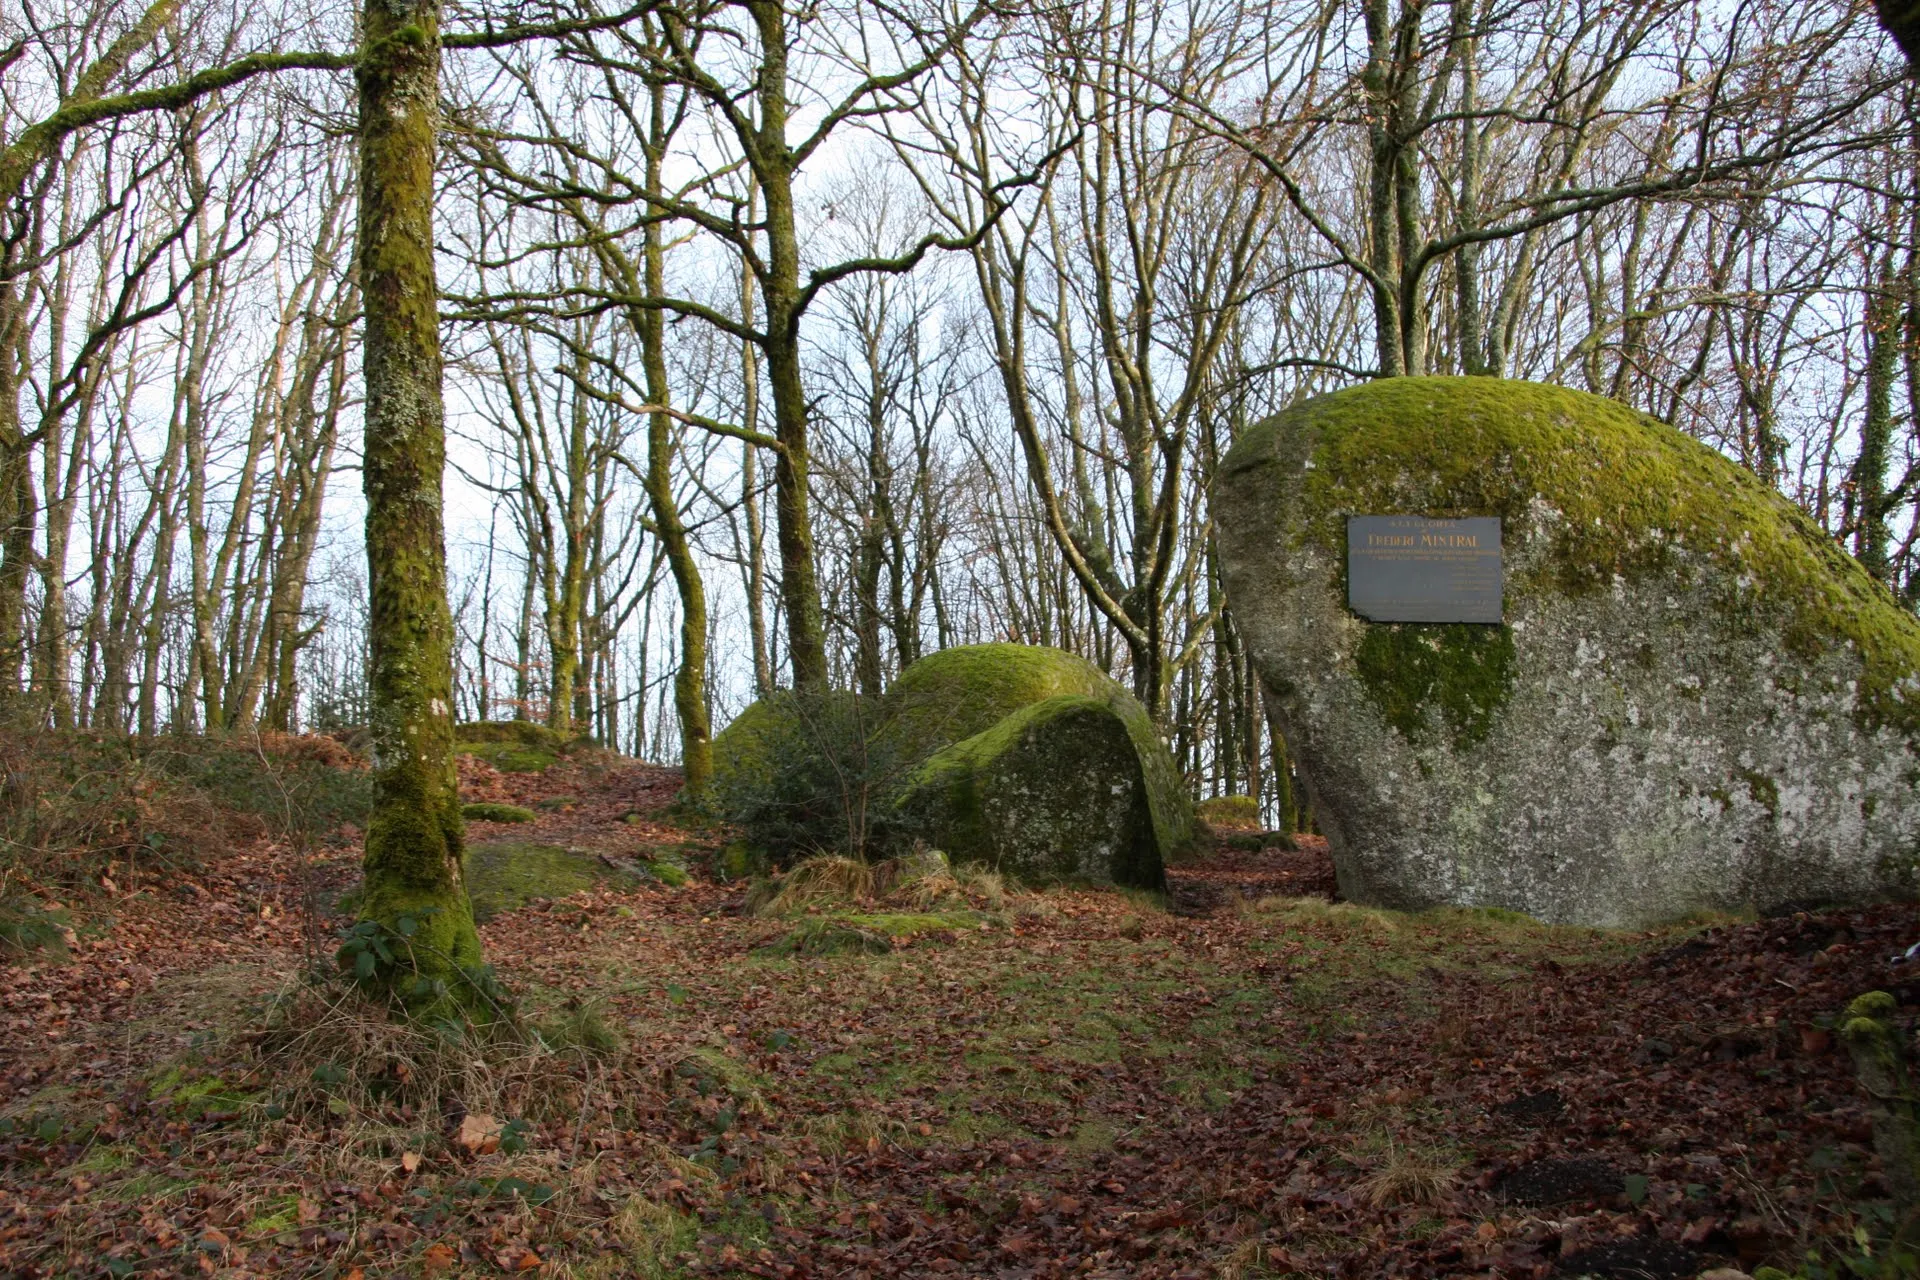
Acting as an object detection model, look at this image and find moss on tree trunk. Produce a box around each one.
[354,0,483,1010]
[640,70,712,798]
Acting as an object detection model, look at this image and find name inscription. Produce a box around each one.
[1347,516,1502,624]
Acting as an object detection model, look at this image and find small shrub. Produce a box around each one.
[0,899,72,956]
[706,691,912,863]
[461,802,536,824]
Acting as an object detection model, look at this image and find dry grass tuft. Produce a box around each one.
[751,848,1020,917]
[1351,1139,1460,1207]
[1215,1238,1266,1280]
[752,855,876,914]
[245,975,574,1131]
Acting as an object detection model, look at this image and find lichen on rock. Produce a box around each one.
[1215,376,1920,927]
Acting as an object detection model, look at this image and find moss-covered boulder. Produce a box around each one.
[1215,376,1920,927]
[880,644,1193,868]
[454,720,564,773]
[464,841,655,922]
[894,695,1169,889]
[1196,795,1261,832]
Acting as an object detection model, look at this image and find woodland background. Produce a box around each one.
[4,0,1918,819]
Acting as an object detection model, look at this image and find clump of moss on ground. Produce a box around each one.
[1244,377,1920,739]
[453,721,568,773]
[461,802,536,824]
[744,850,1009,955]
[465,842,656,922]
[756,912,988,956]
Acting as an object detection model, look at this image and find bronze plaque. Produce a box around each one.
[1347,516,1502,623]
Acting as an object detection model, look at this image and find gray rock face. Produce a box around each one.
[1214,377,1920,927]
[894,694,1166,889]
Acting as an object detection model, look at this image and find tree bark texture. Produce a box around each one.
[354,0,483,1004]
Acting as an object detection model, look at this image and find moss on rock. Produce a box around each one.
[1266,376,1920,737]
[708,690,876,800]
[1195,795,1261,831]
[455,720,566,749]
[879,643,1128,761]
[460,802,535,824]
[1354,622,1516,748]
[895,695,1167,888]
[881,644,1194,864]
[464,842,647,923]
[454,721,567,773]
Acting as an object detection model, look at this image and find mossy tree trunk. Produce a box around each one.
[355,0,483,1006]
[639,65,713,800]
[749,0,828,691]
[0,280,30,706]
[1268,714,1297,835]
[541,342,591,737]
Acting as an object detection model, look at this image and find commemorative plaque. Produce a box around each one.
[1347,516,1502,623]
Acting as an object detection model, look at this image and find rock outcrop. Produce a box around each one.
[895,693,1169,888]
[708,644,1191,885]
[1214,376,1920,927]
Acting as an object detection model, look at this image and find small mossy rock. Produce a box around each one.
[895,695,1168,889]
[464,842,645,923]
[1215,376,1920,928]
[880,644,1194,864]
[454,720,566,749]
[1196,794,1261,831]
[460,802,535,824]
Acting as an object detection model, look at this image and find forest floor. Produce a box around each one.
[0,746,1914,1279]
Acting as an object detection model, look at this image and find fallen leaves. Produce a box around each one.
[453,1113,503,1156]
[0,756,1905,1280]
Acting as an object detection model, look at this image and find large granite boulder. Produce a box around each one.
[1214,376,1920,927]
[882,644,1193,881]
[709,645,1191,885]
[894,694,1168,888]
